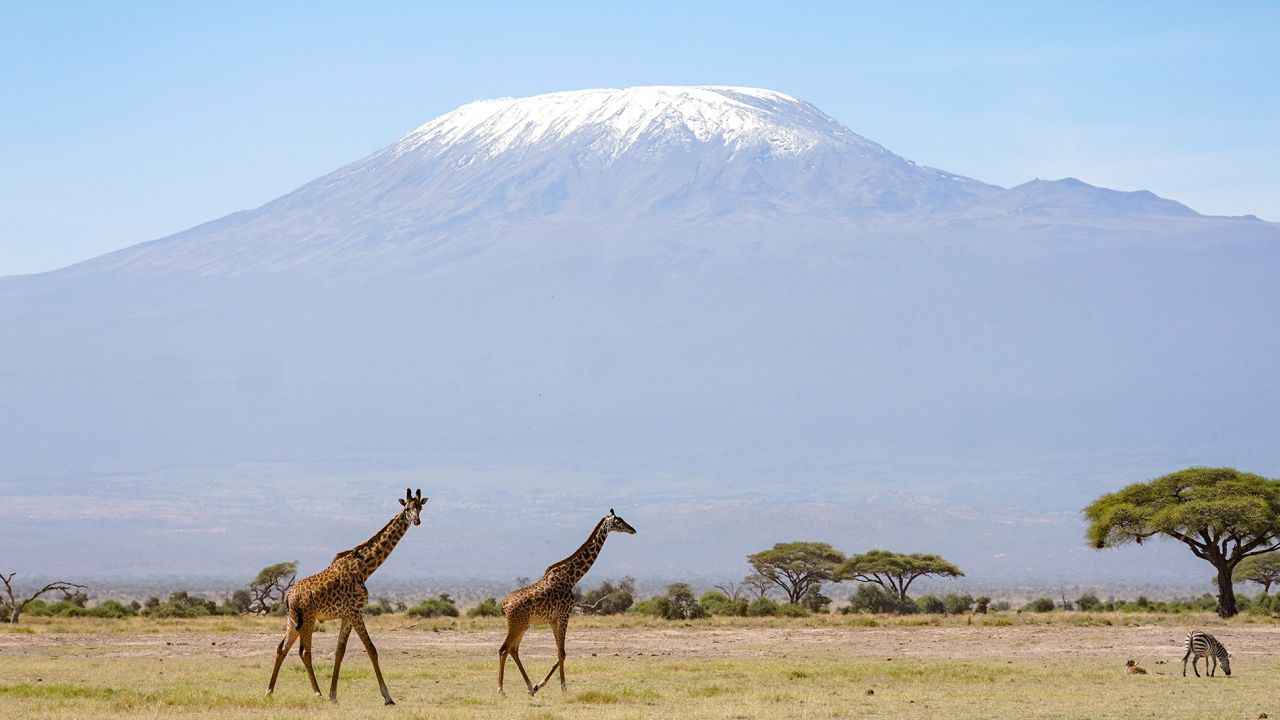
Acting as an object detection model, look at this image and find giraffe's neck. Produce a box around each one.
[547,519,610,587]
[348,511,411,581]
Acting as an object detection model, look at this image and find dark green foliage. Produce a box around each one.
[224,589,252,614]
[778,603,810,617]
[406,593,459,618]
[974,596,991,613]
[942,593,974,615]
[578,578,635,615]
[654,583,707,620]
[628,598,664,617]
[1076,593,1101,611]
[917,595,946,614]
[25,599,138,619]
[800,585,832,613]
[747,597,781,616]
[843,584,901,614]
[467,598,503,617]
[141,591,224,618]
[700,591,748,616]
[1025,597,1056,613]
[363,597,397,616]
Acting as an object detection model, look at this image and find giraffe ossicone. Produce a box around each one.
[498,509,637,696]
[265,487,428,705]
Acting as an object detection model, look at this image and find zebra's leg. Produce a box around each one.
[1182,649,1190,677]
[1192,655,1201,677]
[1209,654,1217,677]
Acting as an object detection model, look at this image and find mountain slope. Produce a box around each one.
[2,85,1277,581]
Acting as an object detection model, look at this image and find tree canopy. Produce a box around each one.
[1233,551,1280,593]
[246,561,297,615]
[840,550,963,604]
[1084,466,1280,617]
[747,542,846,604]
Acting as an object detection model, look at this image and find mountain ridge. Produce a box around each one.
[23,85,1263,281]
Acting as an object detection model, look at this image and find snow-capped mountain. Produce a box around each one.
[2,86,1278,582]
[59,85,1226,279]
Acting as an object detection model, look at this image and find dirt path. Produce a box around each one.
[5,624,1277,663]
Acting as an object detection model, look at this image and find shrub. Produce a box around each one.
[778,603,810,617]
[628,598,664,617]
[659,583,707,620]
[917,595,946,614]
[467,598,503,617]
[747,597,781,617]
[364,597,397,616]
[843,584,900,614]
[800,586,832,613]
[406,593,459,618]
[141,591,222,618]
[1076,593,1101,611]
[87,600,137,619]
[1024,597,1055,613]
[974,596,991,614]
[701,591,749,617]
[942,594,974,615]
[578,578,636,615]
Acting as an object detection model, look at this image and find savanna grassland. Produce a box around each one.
[2,613,1276,719]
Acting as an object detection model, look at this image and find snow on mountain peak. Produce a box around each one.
[389,85,878,160]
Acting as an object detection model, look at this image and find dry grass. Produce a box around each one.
[1,613,1276,718]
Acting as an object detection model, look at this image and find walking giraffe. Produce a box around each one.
[498,509,636,696]
[266,488,427,705]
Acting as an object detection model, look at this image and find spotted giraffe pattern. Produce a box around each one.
[266,488,427,705]
[498,509,636,696]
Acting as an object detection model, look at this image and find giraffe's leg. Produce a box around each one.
[266,625,299,696]
[354,618,395,705]
[328,619,353,702]
[297,623,323,696]
[556,615,569,691]
[498,617,531,696]
[535,616,569,693]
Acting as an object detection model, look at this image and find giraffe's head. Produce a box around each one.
[399,488,427,526]
[604,508,636,535]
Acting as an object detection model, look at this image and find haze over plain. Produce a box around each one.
[2,85,1277,587]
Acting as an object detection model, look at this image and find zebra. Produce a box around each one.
[1182,630,1231,677]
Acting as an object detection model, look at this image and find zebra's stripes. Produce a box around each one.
[1182,630,1231,677]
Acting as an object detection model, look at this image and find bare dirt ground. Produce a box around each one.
[6,622,1276,665]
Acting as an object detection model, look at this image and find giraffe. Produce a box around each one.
[498,508,636,696]
[265,488,427,705]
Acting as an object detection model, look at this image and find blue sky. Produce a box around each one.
[1,1,1276,276]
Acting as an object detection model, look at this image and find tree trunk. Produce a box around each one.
[9,607,18,624]
[1216,565,1238,618]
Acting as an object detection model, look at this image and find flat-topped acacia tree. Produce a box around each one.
[1084,467,1280,618]
[840,550,964,608]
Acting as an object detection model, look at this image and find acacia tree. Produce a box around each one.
[741,574,772,600]
[1,573,87,624]
[747,542,846,604]
[1233,551,1280,594]
[839,550,963,607]
[1084,467,1280,618]
[246,561,297,615]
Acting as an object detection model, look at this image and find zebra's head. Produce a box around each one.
[1221,653,1231,676]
